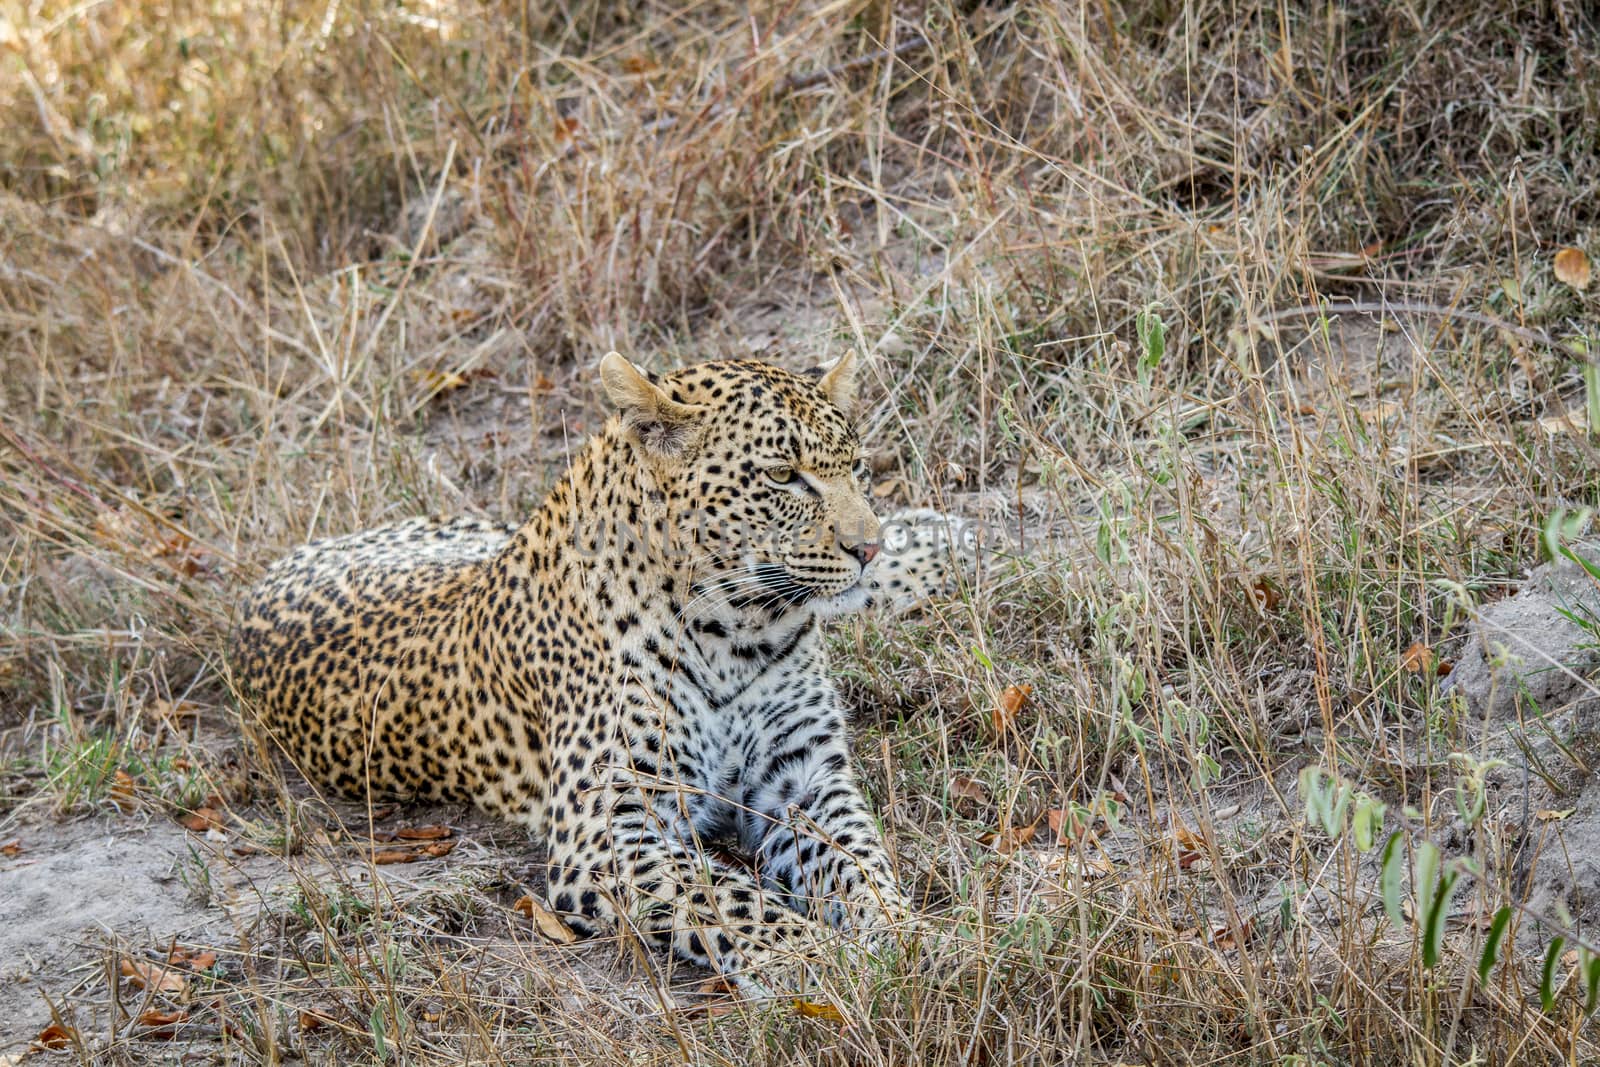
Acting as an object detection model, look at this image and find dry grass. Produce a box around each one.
[4,0,1600,1062]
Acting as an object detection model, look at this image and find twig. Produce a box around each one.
[1255,300,1592,365]
[780,35,929,94]
[630,36,930,142]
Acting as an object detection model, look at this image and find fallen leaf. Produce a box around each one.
[792,999,846,1023]
[1361,400,1405,424]
[1401,641,1435,674]
[33,1023,75,1050]
[299,1008,337,1031]
[395,824,452,841]
[168,946,217,971]
[1,839,21,857]
[1246,578,1281,612]
[178,808,225,833]
[1538,407,1589,436]
[1555,246,1592,291]
[110,770,138,813]
[148,699,201,726]
[981,817,1040,855]
[1174,824,1207,852]
[1047,850,1115,880]
[1213,916,1255,950]
[135,1008,188,1037]
[1536,808,1576,822]
[948,776,990,805]
[410,368,471,395]
[686,977,742,1019]
[372,839,456,864]
[990,684,1033,733]
[1046,807,1087,844]
[120,958,187,996]
[513,894,579,944]
[532,373,556,393]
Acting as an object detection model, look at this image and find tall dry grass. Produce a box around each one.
[3,0,1600,1062]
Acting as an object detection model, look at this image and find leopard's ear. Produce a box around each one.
[813,348,862,415]
[599,352,706,456]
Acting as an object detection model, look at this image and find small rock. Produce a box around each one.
[1446,541,1600,721]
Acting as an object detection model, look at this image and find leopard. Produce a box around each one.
[231,351,973,992]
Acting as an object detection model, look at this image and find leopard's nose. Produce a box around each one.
[845,541,880,567]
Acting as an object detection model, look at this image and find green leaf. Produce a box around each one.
[1540,937,1565,1014]
[1582,948,1600,1016]
[1478,906,1513,983]
[1422,868,1458,969]
[1326,782,1354,838]
[1136,306,1167,373]
[369,1004,390,1062]
[1414,842,1441,931]
[1299,767,1330,830]
[1352,798,1385,853]
[1380,833,1406,930]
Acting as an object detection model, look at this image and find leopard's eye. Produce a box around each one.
[767,467,797,486]
[853,458,872,483]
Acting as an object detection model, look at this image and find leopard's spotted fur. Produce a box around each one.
[232,353,967,988]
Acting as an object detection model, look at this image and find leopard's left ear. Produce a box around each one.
[811,348,862,415]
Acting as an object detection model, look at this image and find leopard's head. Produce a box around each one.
[600,352,880,620]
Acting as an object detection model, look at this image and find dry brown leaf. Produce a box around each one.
[395,824,452,841]
[1555,246,1592,291]
[990,684,1033,733]
[1046,807,1087,844]
[299,1008,337,1031]
[33,1023,75,1051]
[149,699,201,727]
[948,776,990,805]
[1174,824,1206,851]
[982,817,1040,855]
[685,976,742,1019]
[120,958,187,995]
[512,894,579,944]
[135,1008,188,1036]
[178,808,225,833]
[0,839,21,857]
[1047,850,1114,880]
[373,839,456,864]
[1401,641,1435,674]
[1212,917,1255,950]
[372,849,417,865]
[792,999,846,1023]
[168,946,217,971]
[1536,808,1576,822]
[410,368,470,395]
[1246,578,1281,612]
[110,770,138,813]
[1538,407,1590,436]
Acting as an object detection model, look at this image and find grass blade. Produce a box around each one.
[1541,937,1565,1014]
[1477,906,1513,983]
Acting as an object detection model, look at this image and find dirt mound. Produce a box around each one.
[1446,541,1600,937]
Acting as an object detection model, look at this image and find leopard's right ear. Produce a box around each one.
[599,352,706,456]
